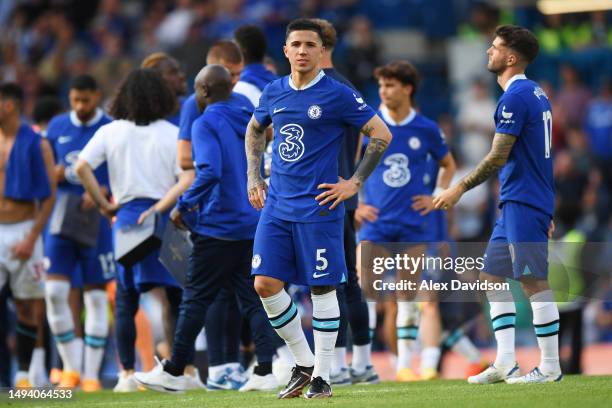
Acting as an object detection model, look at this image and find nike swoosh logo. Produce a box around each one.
[312,272,329,279]
[273,107,287,114]
[58,136,72,144]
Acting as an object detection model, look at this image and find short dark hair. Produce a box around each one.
[70,74,99,91]
[207,40,243,65]
[374,61,420,101]
[285,18,324,43]
[108,69,176,126]
[310,18,337,50]
[234,25,267,64]
[0,83,24,107]
[33,96,63,124]
[495,25,539,64]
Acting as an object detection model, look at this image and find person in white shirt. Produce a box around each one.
[75,68,193,392]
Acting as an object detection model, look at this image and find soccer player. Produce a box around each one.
[44,75,113,391]
[246,19,392,399]
[0,83,56,388]
[233,24,278,107]
[141,53,188,126]
[75,69,193,392]
[434,25,561,384]
[357,61,456,382]
[134,64,279,393]
[311,18,378,386]
[176,41,257,390]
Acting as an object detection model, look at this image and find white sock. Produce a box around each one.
[83,290,109,381]
[276,345,294,364]
[28,347,46,386]
[530,290,561,374]
[487,289,516,368]
[351,343,371,373]
[260,290,314,367]
[208,364,226,380]
[452,335,481,364]
[396,301,419,370]
[311,291,340,382]
[45,280,82,373]
[367,300,376,340]
[331,347,347,376]
[420,347,441,372]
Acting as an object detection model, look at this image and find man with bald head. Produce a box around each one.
[134,65,277,393]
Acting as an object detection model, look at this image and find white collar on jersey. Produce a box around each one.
[504,74,527,91]
[288,69,325,91]
[70,108,104,127]
[380,105,416,126]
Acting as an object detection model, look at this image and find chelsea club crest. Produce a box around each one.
[308,105,322,119]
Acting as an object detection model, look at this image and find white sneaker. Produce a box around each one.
[272,359,293,386]
[468,363,520,384]
[113,371,140,392]
[184,369,206,390]
[133,358,188,393]
[505,367,563,384]
[239,373,278,392]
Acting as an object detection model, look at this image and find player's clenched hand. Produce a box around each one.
[247,177,268,211]
[81,192,97,211]
[170,207,187,230]
[411,195,435,215]
[11,236,35,261]
[316,177,359,210]
[432,184,464,211]
[355,203,379,223]
[100,202,119,219]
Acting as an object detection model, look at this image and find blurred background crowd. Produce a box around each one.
[0,0,610,386]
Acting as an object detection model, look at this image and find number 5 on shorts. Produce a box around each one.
[316,248,328,271]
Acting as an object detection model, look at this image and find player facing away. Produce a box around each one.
[434,25,561,384]
[44,75,113,391]
[246,19,392,399]
[356,61,456,381]
[0,83,56,388]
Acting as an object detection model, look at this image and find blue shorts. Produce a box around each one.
[113,199,179,292]
[251,211,346,286]
[359,217,435,243]
[46,218,114,287]
[484,201,550,280]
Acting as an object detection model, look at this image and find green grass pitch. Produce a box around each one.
[3,376,611,408]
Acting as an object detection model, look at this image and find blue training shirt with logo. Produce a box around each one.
[494,75,554,216]
[46,109,112,194]
[254,70,376,223]
[362,107,448,226]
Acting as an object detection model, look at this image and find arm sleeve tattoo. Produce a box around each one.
[245,117,267,187]
[459,132,516,192]
[351,131,389,187]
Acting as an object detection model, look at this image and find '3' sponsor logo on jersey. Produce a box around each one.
[383,153,411,188]
[278,123,305,162]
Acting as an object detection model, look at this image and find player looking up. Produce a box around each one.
[434,25,561,384]
[245,19,392,399]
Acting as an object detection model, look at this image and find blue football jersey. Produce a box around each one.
[254,71,376,222]
[46,109,112,194]
[494,75,554,216]
[362,108,448,226]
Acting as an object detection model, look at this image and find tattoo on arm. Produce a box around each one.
[351,137,389,187]
[245,117,267,188]
[460,133,516,192]
[361,125,374,137]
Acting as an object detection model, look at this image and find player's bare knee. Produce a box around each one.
[310,285,336,296]
[254,276,283,298]
[520,277,549,298]
[14,299,36,324]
